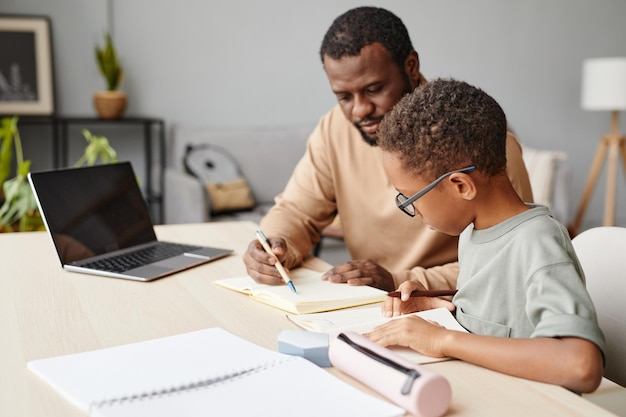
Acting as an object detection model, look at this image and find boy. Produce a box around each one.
[367,79,605,393]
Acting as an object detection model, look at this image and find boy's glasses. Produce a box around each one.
[395,166,476,217]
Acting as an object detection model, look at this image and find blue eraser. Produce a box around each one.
[278,330,331,367]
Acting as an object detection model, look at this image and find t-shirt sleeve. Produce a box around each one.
[526,261,606,359]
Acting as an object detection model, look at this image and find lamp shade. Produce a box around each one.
[581,57,626,111]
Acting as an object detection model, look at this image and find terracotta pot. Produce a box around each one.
[93,90,127,119]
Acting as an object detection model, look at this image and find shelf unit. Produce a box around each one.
[16,115,165,223]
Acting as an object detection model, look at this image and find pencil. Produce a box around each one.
[386,289,458,298]
[255,230,298,294]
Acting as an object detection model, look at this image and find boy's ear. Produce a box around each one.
[448,173,477,200]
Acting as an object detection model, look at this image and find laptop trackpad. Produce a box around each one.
[125,264,173,279]
[153,255,206,269]
[127,256,205,279]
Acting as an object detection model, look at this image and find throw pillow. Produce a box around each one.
[184,143,255,214]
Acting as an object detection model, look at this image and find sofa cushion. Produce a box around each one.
[521,144,571,224]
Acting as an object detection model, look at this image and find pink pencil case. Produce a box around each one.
[329,331,451,417]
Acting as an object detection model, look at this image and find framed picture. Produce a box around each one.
[0,15,55,116]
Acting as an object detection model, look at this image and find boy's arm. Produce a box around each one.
[367,316,604,394]
[442,331,603,393]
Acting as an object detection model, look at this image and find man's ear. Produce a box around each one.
[404,50,421,85]
[448,173,477,201]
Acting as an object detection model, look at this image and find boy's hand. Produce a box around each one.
[382,280,455,317]
[365,315,448,358]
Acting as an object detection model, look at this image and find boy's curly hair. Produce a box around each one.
[378,78,507,179]
[320,6,414,69]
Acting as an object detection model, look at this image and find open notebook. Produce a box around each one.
[27,328,403,417]
[288,307,468,364]
[213,268,387,314]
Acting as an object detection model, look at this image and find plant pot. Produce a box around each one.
[93,90,127,120]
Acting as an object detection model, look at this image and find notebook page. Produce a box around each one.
[91,355,405,417]
[27,328,286,412]
[214,268,386,314]
[288,307,468,364]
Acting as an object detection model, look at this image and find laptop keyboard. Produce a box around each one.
[81,242,204,273]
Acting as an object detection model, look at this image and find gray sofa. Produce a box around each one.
[163,125,572,226]
[164,123,315,225]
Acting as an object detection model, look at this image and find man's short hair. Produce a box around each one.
[378,78,508,179]
[320,6,414,69]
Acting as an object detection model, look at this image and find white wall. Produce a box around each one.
[4,0,626,228]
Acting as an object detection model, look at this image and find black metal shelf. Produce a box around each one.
[16,115,165,223]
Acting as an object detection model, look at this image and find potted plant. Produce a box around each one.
[0,117,119,233]
[93,33,127,119]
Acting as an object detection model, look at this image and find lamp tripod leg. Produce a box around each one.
[571,138,609,235]
[619,136,626,183]
[604,137,619,226]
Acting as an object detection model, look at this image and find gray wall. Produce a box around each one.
[4,0,626,228]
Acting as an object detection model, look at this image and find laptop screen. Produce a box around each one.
[29,162,157,264]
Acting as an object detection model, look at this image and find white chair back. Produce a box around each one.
[572,226,626,386]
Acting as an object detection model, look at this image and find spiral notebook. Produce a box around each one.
[27,328,403,417]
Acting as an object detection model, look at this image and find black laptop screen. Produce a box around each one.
[29,162,156,264]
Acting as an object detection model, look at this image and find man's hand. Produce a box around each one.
[381,280,455,317]
[322,259,395,291]
[243,236,289,285]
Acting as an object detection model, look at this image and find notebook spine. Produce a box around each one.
[89,357,293,411]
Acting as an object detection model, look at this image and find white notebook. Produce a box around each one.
[27,328,403,417]
[214,268,387,314]
[288,307,468,364]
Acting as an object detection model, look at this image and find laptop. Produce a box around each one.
[28,162,233,281]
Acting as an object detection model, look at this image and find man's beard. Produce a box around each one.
[354,74,414,147]
[355,117,383,146]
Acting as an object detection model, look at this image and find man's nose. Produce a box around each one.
[352,95,374,120]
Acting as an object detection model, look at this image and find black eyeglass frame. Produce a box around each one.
[395,165,476,217]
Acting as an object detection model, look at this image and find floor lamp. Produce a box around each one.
[571,58,626,236]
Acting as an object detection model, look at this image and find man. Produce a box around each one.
[243,6,533,292]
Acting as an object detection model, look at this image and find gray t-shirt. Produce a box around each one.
[454,205,606,357]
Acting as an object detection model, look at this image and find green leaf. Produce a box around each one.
[0,160,37,226]
[95,33,123,91]
[0,116,18,185]
[17,159,30,177]
[75,129,118,167]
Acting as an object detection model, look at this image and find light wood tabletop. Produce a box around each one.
[0,221,618,416]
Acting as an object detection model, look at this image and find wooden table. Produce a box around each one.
[0,221,618,416]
